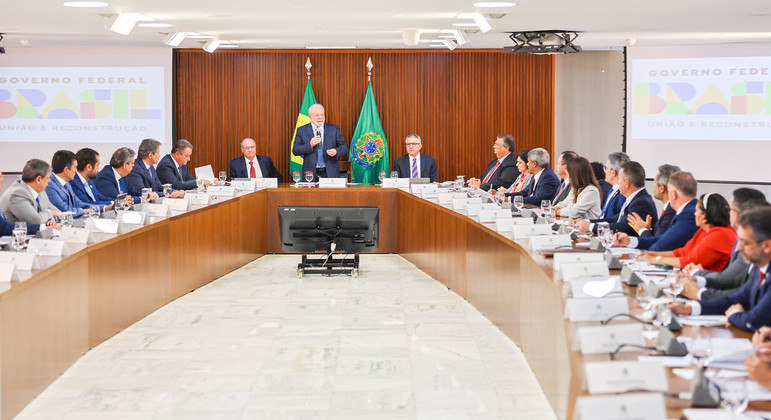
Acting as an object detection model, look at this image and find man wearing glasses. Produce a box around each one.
[393,134,438,183]
[229,137,282,181]
[468,134,519,191]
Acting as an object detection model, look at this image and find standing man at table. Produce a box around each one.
[292,104,349,181]
[393,134,438,183]
[229,137,282,181]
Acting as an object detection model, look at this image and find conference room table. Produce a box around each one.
[0,183,760,419]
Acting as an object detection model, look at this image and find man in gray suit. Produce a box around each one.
[0,159,62,224]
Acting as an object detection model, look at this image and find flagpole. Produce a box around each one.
[366,57,373,82]
[305,57,312,80]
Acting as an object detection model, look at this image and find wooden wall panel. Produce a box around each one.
[174,49,554,183]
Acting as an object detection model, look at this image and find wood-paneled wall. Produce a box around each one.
[174,49,554,182]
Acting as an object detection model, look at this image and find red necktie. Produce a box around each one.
[249,161,256,178]
[481,160,500,184]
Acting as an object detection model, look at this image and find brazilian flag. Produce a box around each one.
[290,79,317,175]
[349,82,389,183]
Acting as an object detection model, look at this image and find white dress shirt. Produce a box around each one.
[245,156,263,178]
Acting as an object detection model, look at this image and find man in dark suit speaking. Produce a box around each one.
[292,104,349,181]
[229,138,282,181]
[393,134,438,183]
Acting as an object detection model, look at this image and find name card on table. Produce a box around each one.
[553,252,605,272]
[438,192,466,206]
[561,261,610,282]
[0,251,37,270]
[575,393,666,420]
[185,193,209,206]
[577,324,644,354]
[565,297,628,322]
[571,276,623,299]
[0,262,13,283]
[584,361,668,394]
[451,198,468,212]
[318,178,346,188]
[529,234,572,251]
[85,218,119,234]
[26,239,65,257]
[116,211,147,225]
[478,209,510,223]
[144,203,170,218]
[206,186,236,196]
[512,223,553,238]
[414,184,438,197]
[230,180,256,191]
[382,178,410,189]
[163,197,191,211]
[467,197,483,205]
[467,202,500,217]
[58,227,91,244]
[254,178,279,189]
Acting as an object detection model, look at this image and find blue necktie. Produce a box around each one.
[118,178,126,194]
[35,197,41,212]
[315,127,325,168]
[600,189,618,218]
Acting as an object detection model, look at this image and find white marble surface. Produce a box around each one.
[17,254,556,420]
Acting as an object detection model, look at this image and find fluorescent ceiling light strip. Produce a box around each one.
[109,13,153,36]
[163,31,190,46]
[457,12,492,32]
[441,39,456,50]
[203,40,223,53]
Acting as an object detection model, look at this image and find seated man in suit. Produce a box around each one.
[157,139,214,190]
[0,171,48,235]
[229,137,282,181]
[291,104,349,181]
[469,134,519,191]
[69,148,119,211]
[575,152,630,233]
[504,148,559,206]
[128,139,184,199]
[45,150,95,218]
[93,147,142,202]
[614,170,698,250]
[591,161,612,201]
[627,164,680,238]
[578,161,657,236]
[393,134,438,183]
[0,159,61,225]
[551,150,579,206]
[670,206,771,332]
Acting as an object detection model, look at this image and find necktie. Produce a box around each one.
[552,180,567,204]
[249,161,256,178]
[118,178,124,194]
[759,270,768,288]
[84,181,95,201]
[65,183,74,206]
[177,166,183,180]
[149,165,158,183]
[35,197,41,212]
[600,189,618,217]
[315,128,325,168]
[411,158,418,178]
[481,160,500,184]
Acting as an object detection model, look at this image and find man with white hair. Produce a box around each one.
[504,148,560,206]
[392,134,438,182]
[292,103,349,181]
[229,137,282,181]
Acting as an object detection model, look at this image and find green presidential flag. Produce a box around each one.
[289,79,317,175]
[349,82,389,183]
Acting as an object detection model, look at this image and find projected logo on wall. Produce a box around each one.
[0,67,164,143]
[632,56,771,141]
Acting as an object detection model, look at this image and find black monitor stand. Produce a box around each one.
[297,250,359,278]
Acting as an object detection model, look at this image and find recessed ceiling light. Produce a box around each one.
[63,1,109,7]
[138,22,172,28]
[472,1,516,7]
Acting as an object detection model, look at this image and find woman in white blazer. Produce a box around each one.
[554,156,602,219]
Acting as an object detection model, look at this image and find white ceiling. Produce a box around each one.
[2,0,771,51]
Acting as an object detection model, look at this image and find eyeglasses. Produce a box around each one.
[405,143,420,147]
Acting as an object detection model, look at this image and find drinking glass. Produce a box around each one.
[304,171,314,183]
[378,170,386,183]
[720,378,749,416]
[691,331,713,367]
[90,205,101,219]
[141,188,152,203]
[654,304,672,328]
[391,171,398,179]
[292,171,301,183]
[456,175,466,189]
[13,221,27,251]
[116,196,126,211]
[218,171,227,183]
[540,200,551,218]
[61,213,73,227]
[162,184,172,197]
[636,280,655,319]
[513,195,524,212]
[664,269,684,297]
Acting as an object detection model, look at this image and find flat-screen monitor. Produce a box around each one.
[278,206,379,253]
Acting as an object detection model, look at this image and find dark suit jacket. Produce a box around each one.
[598,179,612,202]
[229,155,282,182]
[700,263,771,331]
[393,154,438,183]
[478,153,519,191]
[157,154,198,190]
[594,187,625,223]
[69,177,114,207]
[128,160,165,196]
[45,175,90,217]
[292,123,348,180]
[698,247,753,300]
[636,200,698,251]
[551,179,571,206]
[593,188,658,236]
[0,208,40,235]
[506,167,560,206]
[640,202,676,238]
[93,166,141,202]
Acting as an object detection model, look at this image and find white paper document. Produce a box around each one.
[194,164,216,181]
[678,315,728,327]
